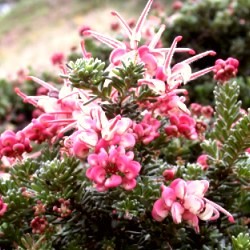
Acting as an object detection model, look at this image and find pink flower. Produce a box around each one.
[162,168,176,180]
[22,114,60,144]
[0,130,32,159]
[152,198,169,222]
[197,154,209,170]
[133,113,160,144]
[172,0,183,11]
[190,103,202,116]
[162,36,216,88]
[201,106,214,118]
[84,0,194,73]
[68,130,98,159]
[0,197,8,216]
[152,178,234,233]
[142,91,189,117]
[213,57,239,82]
[110,21,120,31]
[102,115,132,141]
[86,146,141,191]
[51,52,65,65]
[165,114,198,140]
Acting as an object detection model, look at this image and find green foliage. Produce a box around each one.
[164,0,250,77]
[65,58,107,95]
[202,81,250,168]
[235,155,250,179]
[232,232,250,250]
[178,163,205,180]
[110,61,144,96]
[19,234,53,250]
[221,111,250,167]
[31,156,83,203]
[212,81,241,143]
[0,79,14,121]
[64,58,146,114]
[0,76,37,132]
[199,81,250,240]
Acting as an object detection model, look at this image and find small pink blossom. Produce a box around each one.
[201,105,214,118]
[110,21,120,31]
[86,146,141,191]
[152,178,234,233]
[190,103,202,116]
[165,114,198,140]
[22,114,60,144]
[213,57,239,82]
[197,154,209,170]
[141,91,189,117]
[0,130,32,159]
[51,52,65,65]
[172,1,183,11]
[133,113,160,144]
[162,168,176,180]
[67,130,98,159]
[0,197,8,216]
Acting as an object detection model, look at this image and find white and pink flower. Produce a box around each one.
[152,178,234,233]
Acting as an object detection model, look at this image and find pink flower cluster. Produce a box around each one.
[133,113,160,144]
[0,131,32,159]
[213,57,239,82]
[190,103,214,118]
[152,178,234,233]
[23,114,60,144]
[0,0,237,236]
[51,52,65,66]
[85,0,216,119]
[165,114,198,140]
[87,146,141,191]
[64,108,142,191]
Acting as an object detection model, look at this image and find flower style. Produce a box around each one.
[86,146,141,191]
[152,178,234,233]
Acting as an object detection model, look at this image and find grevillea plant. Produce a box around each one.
[0,0,249,249]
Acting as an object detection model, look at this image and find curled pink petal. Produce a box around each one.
[105,175,122,188]
[171,202,184,224]
[152,198,169,222]
[161,186,176,207]
[198,203,217,221]
[170,178,187,199]
[122,178,137,190]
